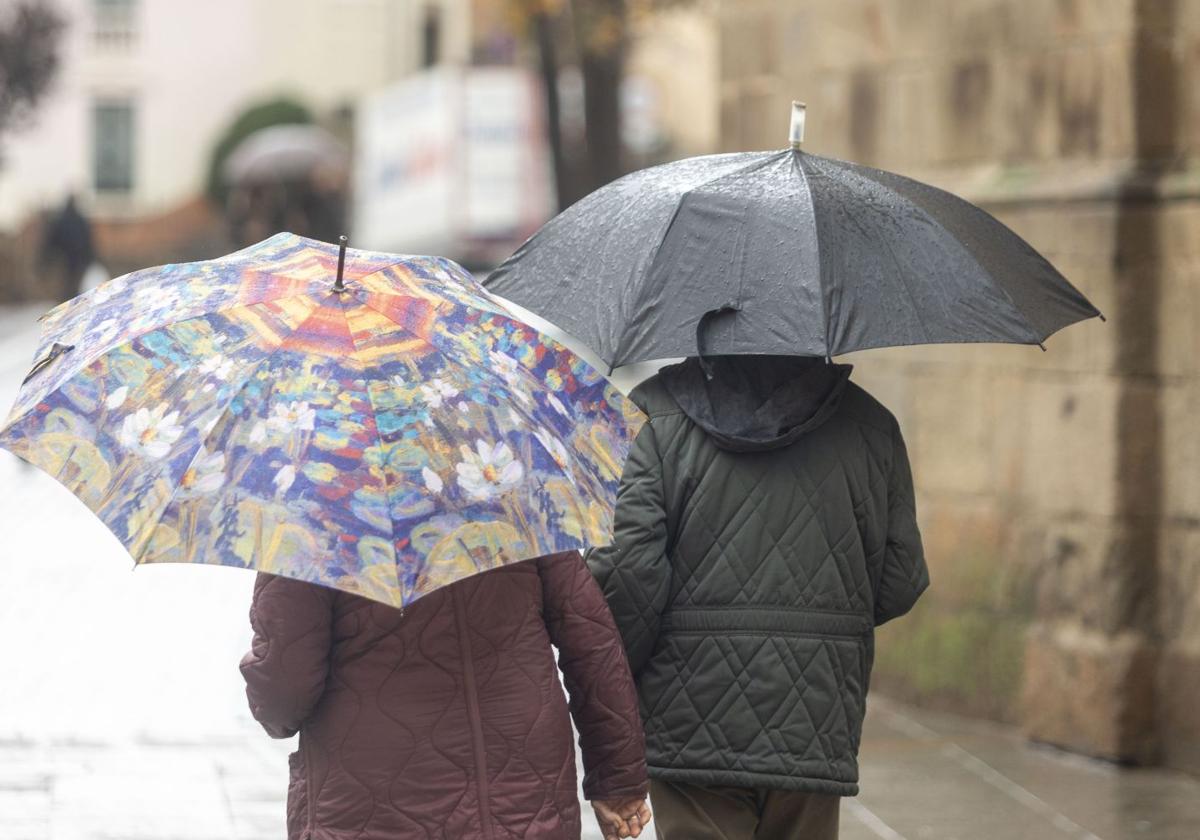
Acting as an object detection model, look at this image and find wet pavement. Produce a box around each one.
[846,698,1200,840]
[2,303,1198,840]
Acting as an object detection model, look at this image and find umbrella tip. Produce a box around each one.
[790,101,806,149]
[334,234,348,292]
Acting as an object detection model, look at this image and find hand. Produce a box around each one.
[592,796,652,840]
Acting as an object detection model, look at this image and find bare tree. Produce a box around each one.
[508,0,692,208]
[0,1,66,164]
[572,0,627,195]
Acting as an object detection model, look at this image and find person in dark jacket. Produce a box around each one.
[38,194,95,301]
[241,551,652,840]
[587,356,929,840]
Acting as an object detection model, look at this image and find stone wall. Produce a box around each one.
[716,0,1200,771]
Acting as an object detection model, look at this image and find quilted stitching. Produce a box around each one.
[588,379,928,795]
[241,553,647,839]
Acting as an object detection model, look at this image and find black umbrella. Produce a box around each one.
[486,102,1102,370]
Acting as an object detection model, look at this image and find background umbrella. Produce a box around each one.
[1,233,642,608]
[486,102,1102,369]
[223,124,349,184]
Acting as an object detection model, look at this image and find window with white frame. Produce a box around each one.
[94,0,137,48]
[92,99,135,194]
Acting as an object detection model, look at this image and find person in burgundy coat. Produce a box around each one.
[241,551,651,840]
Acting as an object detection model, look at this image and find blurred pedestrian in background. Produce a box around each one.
[37,194,93,301]
[241,552,653,840]
[589,355,930,840]
[222,122,348,248]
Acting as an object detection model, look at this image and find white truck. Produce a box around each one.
[353,66,554,269]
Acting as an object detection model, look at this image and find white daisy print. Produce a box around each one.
[547,393,570,417]
[249,422,267,445]
[177,449,226,498]
[420,379,459,409]
[455,440,524,501]
[199,354,235,380]
[421,466,444,494]
[273,464,297,496]
[268,401,316,433]
[490,350,532,404]
[532,427,573,480]
[105,385,129,410]
[118,402,184,459]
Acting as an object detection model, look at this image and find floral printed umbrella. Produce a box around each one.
[1,233,644,608]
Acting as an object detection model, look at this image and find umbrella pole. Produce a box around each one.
[790,101,806,149]
[334,234,348,292]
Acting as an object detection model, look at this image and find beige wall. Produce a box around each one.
[717,0,1200,771]
[628,5,721,157]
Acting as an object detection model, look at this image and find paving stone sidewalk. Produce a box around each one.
[3,698,1200,840]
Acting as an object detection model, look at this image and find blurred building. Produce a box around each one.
[0,0,714,287]
[717,0,1200,774]
[0,0,472,230]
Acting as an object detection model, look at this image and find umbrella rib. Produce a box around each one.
[802,155,940,349]
[6,292,330,435]
[31,288,326,401]
[350,291,605,520]
[128,298,324,564]
[352,291,601,487]
[614,152,787,367]
[792,153,830,358]
[333,298,406,608]
[837,159,1044,346]
[351,292,551,408]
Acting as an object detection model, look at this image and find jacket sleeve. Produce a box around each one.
[539,552,649,802]
[585,421,672,674]
[239,573,335,739]
[874,421,930,626]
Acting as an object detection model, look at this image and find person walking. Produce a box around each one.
[241,551,652,840]
[38,194,95,301]
[587,355,929,840]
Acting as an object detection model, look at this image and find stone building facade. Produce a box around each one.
[716,0,1200,772]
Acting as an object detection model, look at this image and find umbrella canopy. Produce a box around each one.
[1,233,643,608]
[223,124,349,184]
[486,104,1102,368]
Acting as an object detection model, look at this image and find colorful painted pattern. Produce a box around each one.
[1,233,644,608]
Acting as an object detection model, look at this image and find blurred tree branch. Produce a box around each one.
[0,1,66,165]
[574,0,626,194]
[507,0,692,209]
[532,6,570,211]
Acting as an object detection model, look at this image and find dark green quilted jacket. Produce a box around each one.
[587,356,928,796]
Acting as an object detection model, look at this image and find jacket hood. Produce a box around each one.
[658,355,852,452]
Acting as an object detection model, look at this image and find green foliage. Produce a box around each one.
[204,97,313,205]
[873,551,1034,721]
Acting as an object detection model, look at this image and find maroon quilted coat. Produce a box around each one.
[240,552,648,840]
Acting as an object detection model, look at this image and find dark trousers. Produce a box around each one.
[650,779,840,840]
